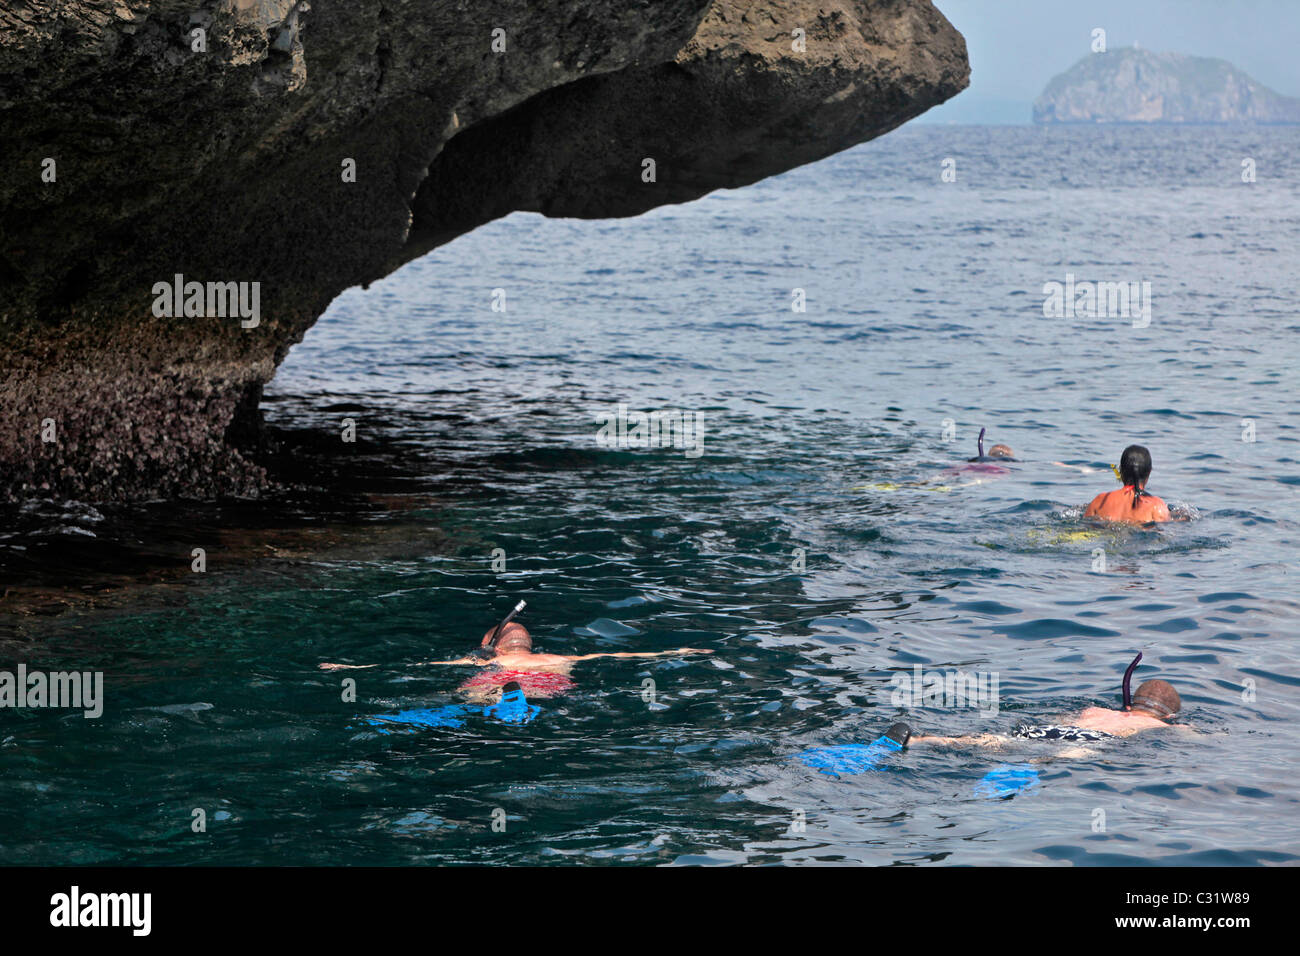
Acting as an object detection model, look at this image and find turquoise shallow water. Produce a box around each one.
[2,125,1299,865]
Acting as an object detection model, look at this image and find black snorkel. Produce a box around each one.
[472,599,526,660]
[966,426,1017,463]
[1121,651,1142,710]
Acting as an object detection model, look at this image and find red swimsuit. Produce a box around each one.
[459,669,576,697]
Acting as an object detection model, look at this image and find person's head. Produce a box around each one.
[1119,444,1153,506]
[1129,679,1180,720]
[1119,445,1152,489]
[481,622,532,655]
[969,428,1014,462]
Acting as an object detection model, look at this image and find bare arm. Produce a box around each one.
[319,656,487,671]
[1051,461,1101,474]
[567,648,713,662]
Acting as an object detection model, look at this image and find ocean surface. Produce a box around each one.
[3,125,1299,865]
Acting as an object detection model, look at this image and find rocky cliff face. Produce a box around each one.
[0,0,967,501]
[1034,47,1300,125]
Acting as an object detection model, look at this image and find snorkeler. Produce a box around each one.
[909,653,1186,750]
[940,429,1015,481]
[856,427,1016,494]
[969,427,1015,463]
[931,427,1016,484]
[797,654,1186,777]
[1083,444,1170,524]
[452,619,712,702]
[909,681,1181,748]
[319,602,712,702]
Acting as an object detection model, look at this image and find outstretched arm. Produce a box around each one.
[319,656,487,671]
[412,656,491,667]
[567,648,713,662]
[1051,461,1101,474]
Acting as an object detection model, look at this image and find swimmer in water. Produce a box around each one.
[935,428,1016,483]
[910,681,1183,749]
[908,654,1189,755]
[796,655,1190,779]
[455,621,711,702]
[970,427,1015,462]
[1083,444,1171,524]
[857,427,1016,493]
[959,427,1015,470]
[320,606,711,702]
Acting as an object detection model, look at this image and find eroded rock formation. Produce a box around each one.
[0,0,967,500]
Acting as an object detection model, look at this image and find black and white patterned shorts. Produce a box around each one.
[1011,724,1113,742]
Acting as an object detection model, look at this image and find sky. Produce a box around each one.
[919,0,1300,123]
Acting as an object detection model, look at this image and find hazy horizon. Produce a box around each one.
[921,0,1300,124]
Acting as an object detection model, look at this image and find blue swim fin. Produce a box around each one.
[796,722,911,777]
[975,763,1040,798]
[365,705,468,733]
[483,682,540,724]
[365,681,540,733]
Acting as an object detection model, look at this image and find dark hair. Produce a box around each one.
[1131,679,1180,719]
[1119,444,1152,508]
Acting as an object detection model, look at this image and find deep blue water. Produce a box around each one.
[3,125,1299,865]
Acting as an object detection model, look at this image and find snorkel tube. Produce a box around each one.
[966,426,1016,464]
[490,599,526,648]
[1121,651,1143,710]
[472,599,527,660]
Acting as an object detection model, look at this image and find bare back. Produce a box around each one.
[1075,706,1170,737]
[487,651,575,674]
[1084,488,1170,523]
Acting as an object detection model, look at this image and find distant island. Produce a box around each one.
[1033,47,1300,124]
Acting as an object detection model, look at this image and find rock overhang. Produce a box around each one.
[0,0,968,500]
